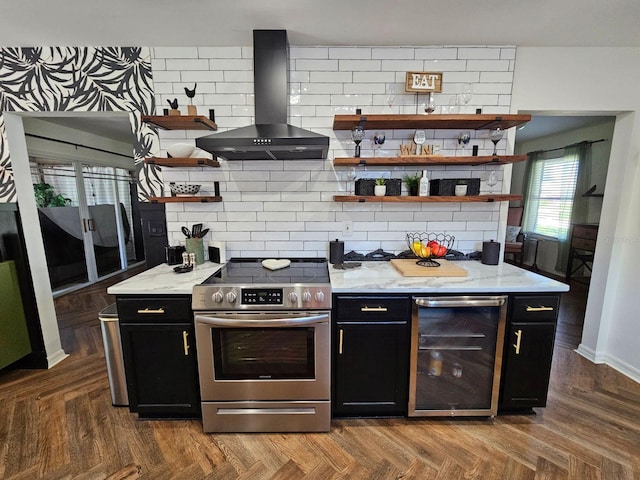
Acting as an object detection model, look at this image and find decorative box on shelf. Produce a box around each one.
[355,178,401,196]
[430,178,480,196]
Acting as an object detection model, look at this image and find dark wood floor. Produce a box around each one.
[1,270,639,479]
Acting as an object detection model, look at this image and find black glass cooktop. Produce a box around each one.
[201,258,330,285]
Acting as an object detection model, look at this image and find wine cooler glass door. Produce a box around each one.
[409,296,507,417]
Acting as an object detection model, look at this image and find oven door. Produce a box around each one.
[194,311,330,401]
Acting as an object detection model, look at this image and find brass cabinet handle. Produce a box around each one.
[525,305,554,312]
[361,306,388,312]
[339,329,344,355]
[183,331,190,356]
[136,308,165,314]
[513,329,522,355]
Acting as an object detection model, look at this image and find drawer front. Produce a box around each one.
[117,296,192,324]
[511,295,560,322]
[334,296,411,322]
[572,225,598,240]
[572,237,596,251]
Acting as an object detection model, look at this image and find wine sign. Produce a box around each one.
[405,72,443,93]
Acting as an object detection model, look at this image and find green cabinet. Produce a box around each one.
[0,261,32,369]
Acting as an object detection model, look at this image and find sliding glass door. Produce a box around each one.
[32,159,135,291]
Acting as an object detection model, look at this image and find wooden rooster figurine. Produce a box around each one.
[184,84,197,115]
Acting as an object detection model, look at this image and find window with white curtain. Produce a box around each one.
[523,153,579,240]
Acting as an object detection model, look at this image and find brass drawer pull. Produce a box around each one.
[183,331,190,356]
[361,306,388,312]
[525,305,554,312]
[513,329,522,355]
[339,329,344,355]
[137,308,165,314]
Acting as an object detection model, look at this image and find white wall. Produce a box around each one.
[150,45,518,259]
[512,47,640,382]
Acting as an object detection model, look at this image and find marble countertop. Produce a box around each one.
[329,260,569,294]
[108,260,568,296]
[107,262,223,295]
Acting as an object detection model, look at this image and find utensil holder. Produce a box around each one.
[185,238,205,265]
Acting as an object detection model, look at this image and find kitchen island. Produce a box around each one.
[108,259,569,422]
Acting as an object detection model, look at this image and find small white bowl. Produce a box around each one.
[189,147,212,159]
[167,143,195,158]
[170,183,201,196]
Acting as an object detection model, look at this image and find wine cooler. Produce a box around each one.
[408,296,507,417]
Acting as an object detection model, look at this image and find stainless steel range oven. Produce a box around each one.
[192,258,331,433]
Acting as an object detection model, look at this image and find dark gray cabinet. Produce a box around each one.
[499,294,560,412]
[332,295,411,417]
[117,296,200,418]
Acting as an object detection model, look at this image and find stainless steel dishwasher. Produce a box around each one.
[408,295,507,417]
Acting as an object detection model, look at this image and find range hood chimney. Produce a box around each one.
[196,30,329,160]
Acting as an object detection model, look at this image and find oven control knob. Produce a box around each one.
[212,291,224,303]
[288,291,298,303]
[302,290,312,303]
[315,290,325,303]
[226,291,237,303]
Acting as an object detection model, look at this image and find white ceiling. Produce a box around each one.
[1,0,639,48]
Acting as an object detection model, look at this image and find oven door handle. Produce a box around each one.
[414,296,506,308]
[195,313,329,328]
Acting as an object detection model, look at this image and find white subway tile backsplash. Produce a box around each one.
[338,60,382,71]
[296,59,339,71]
[153,47,199,58]
[328,48,372,60]
[414,48,459,60]
[152,43,515,258]
[197,47,243,58]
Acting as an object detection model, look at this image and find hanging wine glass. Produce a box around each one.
[373,131,386,157]
[351,125,365,158]
[346,167,357,194]
[458,130,471,147]
[488,128,504,155]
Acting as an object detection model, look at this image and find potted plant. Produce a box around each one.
[374,177,386,196]
[403,173,421,196]
[33,182,71,207]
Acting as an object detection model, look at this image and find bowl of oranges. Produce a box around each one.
[406,232,455,267]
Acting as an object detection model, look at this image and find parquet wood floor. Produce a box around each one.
[1,270,639,479]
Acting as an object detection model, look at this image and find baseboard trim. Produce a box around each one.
[47,349,69,368]
[576,343,640,384]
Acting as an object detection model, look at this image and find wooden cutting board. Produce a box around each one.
[390,259,468,277]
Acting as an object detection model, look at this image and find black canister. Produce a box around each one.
[329,239,344,265]
[481,240,500,265]
[165,245,186,265]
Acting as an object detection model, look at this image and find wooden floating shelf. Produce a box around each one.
[148,196,222,203]
[141,115,217,131]
[333,114,531,131]
[333,155,527,167]
[144,157,220,168]
[334,194,522,203]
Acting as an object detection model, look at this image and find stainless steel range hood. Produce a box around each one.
[196,30,329,160]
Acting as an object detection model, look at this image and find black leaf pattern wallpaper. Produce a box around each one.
[0,47,161,202]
